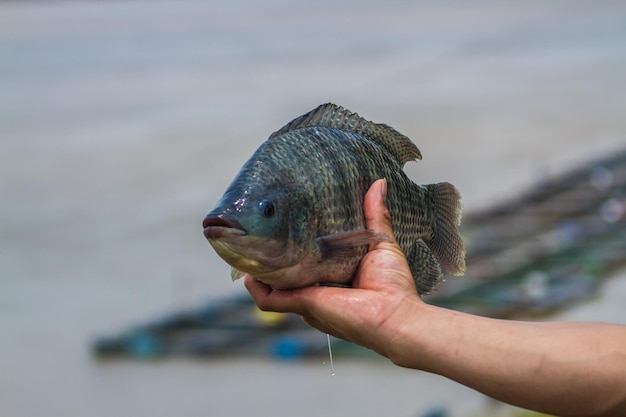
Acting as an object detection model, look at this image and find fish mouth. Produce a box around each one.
[202,215,247,239]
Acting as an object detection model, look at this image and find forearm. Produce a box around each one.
[385,301,626,416]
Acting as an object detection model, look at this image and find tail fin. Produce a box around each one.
[426,182,466,276]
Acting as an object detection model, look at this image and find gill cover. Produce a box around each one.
[203,162,315,278]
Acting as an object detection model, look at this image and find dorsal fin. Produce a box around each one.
[269,103,422,166]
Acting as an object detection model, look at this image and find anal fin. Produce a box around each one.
[408,239,444,295]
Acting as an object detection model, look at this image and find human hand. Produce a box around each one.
[244,179,427,358]
[249,180,626,416]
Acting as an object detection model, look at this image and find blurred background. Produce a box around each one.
[1,1,625,416]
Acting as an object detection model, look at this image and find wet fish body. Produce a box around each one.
[203,103,465,294]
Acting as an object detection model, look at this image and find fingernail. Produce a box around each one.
[380,178,387,201]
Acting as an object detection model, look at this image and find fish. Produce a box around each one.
[202,103,465,294]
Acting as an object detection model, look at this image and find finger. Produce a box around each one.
[301,315,335,336]
[244,275,305,315]
[364,179,398,246]
[357,179,415,291]
[243,275,281,311]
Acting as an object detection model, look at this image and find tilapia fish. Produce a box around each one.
[202,103,465,294]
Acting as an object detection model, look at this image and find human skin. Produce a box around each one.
[244,179,626,417]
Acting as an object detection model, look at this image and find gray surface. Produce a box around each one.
[1,1,626,416]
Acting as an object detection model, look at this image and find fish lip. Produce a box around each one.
[203,216,247,239]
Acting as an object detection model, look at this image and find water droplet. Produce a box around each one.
[326,333,335,376]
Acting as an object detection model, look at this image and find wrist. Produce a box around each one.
[379,297,438,369]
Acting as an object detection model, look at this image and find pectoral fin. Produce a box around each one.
[317,229,389,260]
[409,239,444,295]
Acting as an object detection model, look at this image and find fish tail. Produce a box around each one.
[426,182,466,276]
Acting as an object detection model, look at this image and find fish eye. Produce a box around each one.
[258,199,276,217]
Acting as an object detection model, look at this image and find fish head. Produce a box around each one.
[203,178,314,278]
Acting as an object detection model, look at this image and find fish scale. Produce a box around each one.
[203,103,466,293]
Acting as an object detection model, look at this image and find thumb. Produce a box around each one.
[364,179,397,247]
[356,179,415,291]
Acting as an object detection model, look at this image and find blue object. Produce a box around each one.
[270,336,307,359]
[126,331,163,357]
